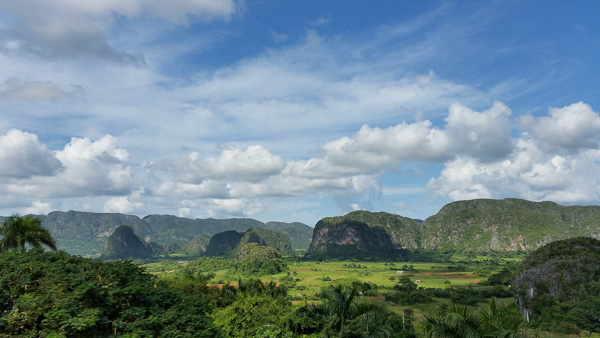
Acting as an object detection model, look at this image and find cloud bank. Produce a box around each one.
[2,101,599,219]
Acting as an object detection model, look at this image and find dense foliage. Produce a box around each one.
[291,284,417,337]
[513,237,600,334]
[422,298,525,338]
[0,215,56,253]
[0,250,220,337]
[235,243,288,276]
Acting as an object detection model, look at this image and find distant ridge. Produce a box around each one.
[421,198,600,251]
[307,198,600,256]
[0,211,312,256]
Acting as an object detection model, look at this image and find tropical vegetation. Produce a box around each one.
[0,214,56,253]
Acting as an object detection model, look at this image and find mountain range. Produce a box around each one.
[0,211,312,256]
[307,198,600,256]
[2,198,600,256]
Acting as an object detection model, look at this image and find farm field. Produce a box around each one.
[140,253,522,321]
[136,253,592,337]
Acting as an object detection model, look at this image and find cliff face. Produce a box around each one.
[420,198,600,251]
[307,211,420,257]
[100,225,152,260]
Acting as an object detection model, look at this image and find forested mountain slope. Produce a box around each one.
[420,198,600,251]
[307,199,600,256]
[307,210,420,257]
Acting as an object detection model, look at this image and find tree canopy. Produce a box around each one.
[0,214,56,253]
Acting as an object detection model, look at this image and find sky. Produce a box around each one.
[1,0,599,227]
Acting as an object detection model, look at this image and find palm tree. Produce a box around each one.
[480,298,525,338]
[421,298,526,338]
[422,303,486,338]
[0,214,57,253]
[321,284,359,331]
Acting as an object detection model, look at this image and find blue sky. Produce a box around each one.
[0,0,599,226]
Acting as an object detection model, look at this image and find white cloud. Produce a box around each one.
[0,134,134,199]
[316,101,512,175]
[521,102,600,152]
[207,198,265,217]
[444,100,512,161]
[166,145,286,183]
[0,129,63,178]
[428,102,600,204]
[23,201,55,215]
[104,195,142,214]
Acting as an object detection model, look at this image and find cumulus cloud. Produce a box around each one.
[521,102,600,152]
[428,102,600,205]
[0,134,135,199]
[103,189,144,214]
[316,101,512,175]
[207,198,265,217]
[174,145,286,183]
[0,129,63,178]
[23,201,55,215]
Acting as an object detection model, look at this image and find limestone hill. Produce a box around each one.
[205,227,293,256]
[100,225,152,260]
[306,211,420,258]
[420,198,600,251]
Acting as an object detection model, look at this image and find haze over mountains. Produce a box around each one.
[1,198,599,256]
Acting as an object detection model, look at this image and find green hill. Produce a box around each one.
[420,198,600,251]
[306,211,420,258]
[205,227,293,256]
[513,237,600,333]
[178,233,212,256]
[100,225,152,260]
[307,199,600,258]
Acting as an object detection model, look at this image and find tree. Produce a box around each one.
[421,298,526,338]
[293,284,417,337]
[0,214,56,253]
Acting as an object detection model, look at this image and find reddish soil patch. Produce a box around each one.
[473,279,481,284]
[206,284,238,289]
[206,281,280,289]
[367,296,385,302]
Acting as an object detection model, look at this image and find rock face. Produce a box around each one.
[512,237,600,331]
[307,211,420,257]
[204,227,293,256]
[420,198,600,251]
[100,225,152,260]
